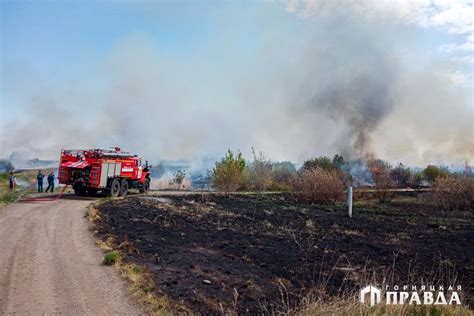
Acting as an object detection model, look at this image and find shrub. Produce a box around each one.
[372,172,396,203]
[292,168,345,204]
[169,169,186,190]
[431,176,474,212]
[272,161,296,191]
[103,250,120,265]
[302,156,337,172]
[411,171,425,188]
[367,158,395,203]
[463,161,472,176]
[390,163,412,188]
[423,165,448,185]
[248,148,273,191]
[331,154,345,169]
[212,150,247,192]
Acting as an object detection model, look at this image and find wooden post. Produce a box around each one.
[347,186,353,218]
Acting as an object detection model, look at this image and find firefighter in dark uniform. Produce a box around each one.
[45,172,55,193]
[9,172,16,190]
[37,170,44,193]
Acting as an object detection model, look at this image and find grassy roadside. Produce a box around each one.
[86,200,178,315]
[0,173,21,206]
[0,172,34,206]
[0,168,61,207]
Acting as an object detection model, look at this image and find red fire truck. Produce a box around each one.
[58,148,151,197]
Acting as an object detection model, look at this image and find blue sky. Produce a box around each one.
[2,1,301,118]
[1,0,473,166]
[2,2,294,75]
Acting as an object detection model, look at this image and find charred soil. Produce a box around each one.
[95,193,473,313]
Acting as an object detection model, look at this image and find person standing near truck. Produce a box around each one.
[45,172,55,192]
[37,170,44,193]
[9,172,16,190]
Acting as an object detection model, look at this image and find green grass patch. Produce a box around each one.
[103,250,121,265]
[0,190,20,204]
[132,264,142,274]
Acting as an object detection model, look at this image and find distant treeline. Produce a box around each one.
[208,149,473,209]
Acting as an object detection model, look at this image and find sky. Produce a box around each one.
[0,0,473,168]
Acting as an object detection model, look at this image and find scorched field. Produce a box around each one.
[94,193,473,313]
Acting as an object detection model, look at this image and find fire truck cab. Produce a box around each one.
[58,148,151,197]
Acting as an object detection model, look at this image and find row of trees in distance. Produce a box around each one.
[210,149,473,210]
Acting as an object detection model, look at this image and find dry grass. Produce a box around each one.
[86,204,102,222]
[289,258,473,315]
[117,262,174,315]
[298,296,472,315]
[264,238,473,315]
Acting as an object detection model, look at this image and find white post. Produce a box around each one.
[347,186,353,218]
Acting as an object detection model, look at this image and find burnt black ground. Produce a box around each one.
[96,193,473,313]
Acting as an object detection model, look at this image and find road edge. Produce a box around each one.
[86,199,180,315]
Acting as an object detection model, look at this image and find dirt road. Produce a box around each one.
[0,196,141,315]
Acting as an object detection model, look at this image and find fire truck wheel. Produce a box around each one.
[109,178,121,197]
[74,186,87,196]
[87,188,98,197]
[120,180,129,196]
[139,178,150,193]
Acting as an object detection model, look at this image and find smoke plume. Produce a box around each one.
[303,19,398,158]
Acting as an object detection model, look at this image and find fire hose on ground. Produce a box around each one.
[18,184,69,203]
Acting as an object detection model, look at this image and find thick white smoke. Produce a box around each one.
[1,2,472,167]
